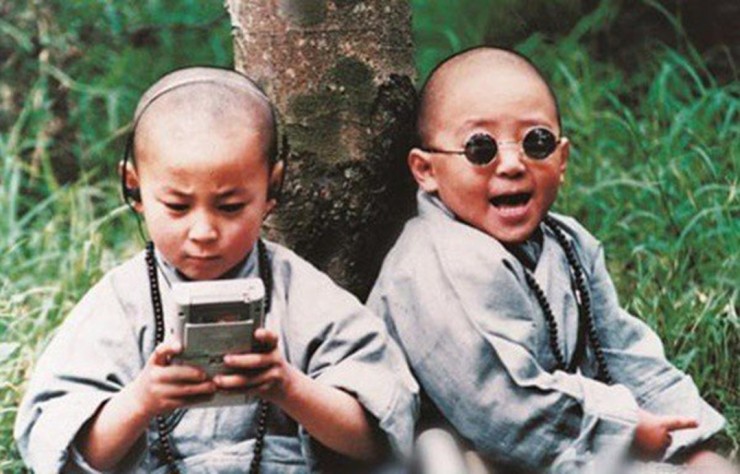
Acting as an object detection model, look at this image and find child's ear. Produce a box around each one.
[408,148,439,193]
[119,160,143,213]
[264,159,285,217]
[558,137,570,183]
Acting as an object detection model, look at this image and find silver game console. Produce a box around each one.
[172,277,265,407]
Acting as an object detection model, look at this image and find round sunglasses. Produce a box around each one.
[421,127,561,166]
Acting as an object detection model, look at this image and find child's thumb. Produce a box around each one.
[151,340,182,366]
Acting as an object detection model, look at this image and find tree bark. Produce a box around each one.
[227,0,417,298]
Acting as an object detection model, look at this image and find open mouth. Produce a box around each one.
[490,192,532,208]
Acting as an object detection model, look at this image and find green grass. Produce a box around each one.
[1,1,738,470]
[535,36,739,452]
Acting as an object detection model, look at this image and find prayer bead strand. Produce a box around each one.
[522,217,613,385]
[146,241,273,474]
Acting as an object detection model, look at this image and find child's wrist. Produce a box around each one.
[269,363,301,407]
[122,380,156,423]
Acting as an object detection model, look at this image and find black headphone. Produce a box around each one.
[121,132,141,208]
[120,69,288,210]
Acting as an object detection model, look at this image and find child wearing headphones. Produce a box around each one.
[15,67,418,473]
[368,48,731,473]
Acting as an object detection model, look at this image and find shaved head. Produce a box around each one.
[416,47,561,145]
[130,67,278,168]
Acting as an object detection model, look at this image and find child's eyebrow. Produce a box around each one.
[161,187,192,198]
[158,187,246,199]
[214,188,246,199]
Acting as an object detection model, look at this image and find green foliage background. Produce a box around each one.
[0,0,737,469]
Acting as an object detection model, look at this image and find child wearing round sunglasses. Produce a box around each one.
[368,47,732,473]
[15,67,419,473]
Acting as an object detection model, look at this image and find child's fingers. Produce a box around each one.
[240,368,280,388]
[151,383,217,413]
[213,367,277,391]
[150,340,182,366]
[162,380,217,399]
[254,328,278,350]
[223,352,277,370]
[662,416,699,432]
[212,373,252,390]
[156,364,208,384]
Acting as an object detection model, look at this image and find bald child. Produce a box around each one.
[368,47,729,473]
[15,67,418,473]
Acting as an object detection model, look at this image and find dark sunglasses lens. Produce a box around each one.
[523,128,557,159]
[464,134,497,165]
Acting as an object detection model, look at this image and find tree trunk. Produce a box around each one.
[227,0,417,298]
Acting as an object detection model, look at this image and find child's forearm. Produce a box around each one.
[76,341,215,470]
[273,365,384,461]
[76,384,151,470]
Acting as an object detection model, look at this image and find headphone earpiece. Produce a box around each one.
[267,185,278,201]
[126,187,141,202]
[120,132,142,208]
[267,135,289,202]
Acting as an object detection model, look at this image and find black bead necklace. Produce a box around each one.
[522,216,613,385]
[145,240,273,474]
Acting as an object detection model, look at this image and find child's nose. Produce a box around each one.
[494,142,526,177]
[188,213,219,242]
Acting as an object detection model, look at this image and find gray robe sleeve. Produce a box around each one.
[581,241,725,459]
[367,220,641,471]
[14,275,148,473]
[270,245,419,464]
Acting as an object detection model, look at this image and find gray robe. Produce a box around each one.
[15,241,419,473]
[367,191,724,472]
